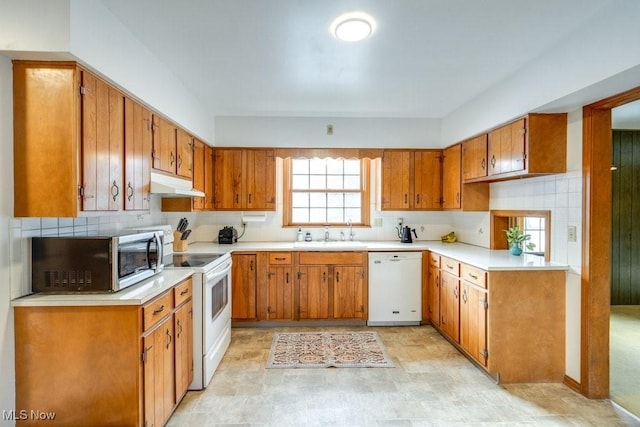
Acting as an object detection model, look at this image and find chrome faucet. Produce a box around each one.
[347,218,355,241]
[324,225,330,242]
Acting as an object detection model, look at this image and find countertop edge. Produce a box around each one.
[11,270,195,307]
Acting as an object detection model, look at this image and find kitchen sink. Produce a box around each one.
[293,240,367,249]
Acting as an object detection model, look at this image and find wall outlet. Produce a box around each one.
[568,225,577,242]
[374,218,383,227]
[397,217,403,227]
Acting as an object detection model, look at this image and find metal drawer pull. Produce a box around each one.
[274,257,286,261]
[180,289,189,295]
[152,305,165,315]
[468,273,478,280]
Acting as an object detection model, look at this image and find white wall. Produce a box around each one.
[0,54,14,427]
[440,0,640,145]
[214,116,440,148]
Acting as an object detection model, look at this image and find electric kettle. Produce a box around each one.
[398,226,417,243]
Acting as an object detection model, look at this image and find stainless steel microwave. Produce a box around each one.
[31,231,164,293]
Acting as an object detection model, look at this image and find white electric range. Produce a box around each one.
[136,225,232,390]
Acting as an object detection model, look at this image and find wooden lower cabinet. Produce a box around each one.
[426,253,441,326]
[298,265,331,319]
[265,252,295,320]
[231,253,257,320]
[333,265,366,319]
[429,253,565,383]
[440,270,460,342]
[14,276,193,427]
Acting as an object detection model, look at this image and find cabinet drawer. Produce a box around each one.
[461,264,486,288]
[143,291,174,331]
[298,251,365,265]
[269,252,292,265]
[428,252,440,269]
[440,256,460,276]
[174,277,193,306]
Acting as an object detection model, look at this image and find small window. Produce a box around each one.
[522,216,546,256]
[283,157,370,226]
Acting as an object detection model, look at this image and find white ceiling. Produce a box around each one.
[100,0,613,119]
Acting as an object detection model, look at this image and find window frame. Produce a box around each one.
[283,157,371,227]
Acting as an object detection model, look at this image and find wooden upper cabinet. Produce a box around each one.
[214,148,244,209]
[214,148,276,210]
[379,149,442,210]
[204,146,214,210]
[380,150,412,209]
[124,97,151,211]
[442,144,461,210]
[191,139,206,210]
[13,61,131,217]
[151,115,177,174]
[462,134,488,181]
[80,70,124,212]
[483,113,567,181]
[176,128,194,179]
[413,150,442,209]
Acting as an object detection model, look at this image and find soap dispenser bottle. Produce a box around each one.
[296,228,304,241]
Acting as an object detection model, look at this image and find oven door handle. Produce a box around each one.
[205,259,232,283]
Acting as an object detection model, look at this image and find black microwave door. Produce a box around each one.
[118,237,159,278]
[32,238,111,291]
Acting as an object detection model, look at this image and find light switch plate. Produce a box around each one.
[568,225,577,242]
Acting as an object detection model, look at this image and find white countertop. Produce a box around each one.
[12,270,194,307]
[183,240,568,271]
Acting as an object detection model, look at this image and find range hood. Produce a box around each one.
[150,172,205,197]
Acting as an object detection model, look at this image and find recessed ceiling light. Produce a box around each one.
[330,12,376,42]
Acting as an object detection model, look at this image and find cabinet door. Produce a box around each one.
[460,282,488,367]
[245,149,276,210]
[333,266,366,319]
[231,254,257,319]
[204,146,214,210]
[176,128,194,179]
[442,144,461,209]
[81,71,123,211]
[174,299,194,401]
[427,266,441,326]
[298,266,330,319]
[214,149,244,209]
[413,151,442,209]
[266,266,294,319]
[440,271,460,342]
[462,134,488,180]
[381,151,412,209]
[192,139,206,210]
[152,115,177,174]
[506,118,526,173]
[144,316,174,427]
[124,98,151,211]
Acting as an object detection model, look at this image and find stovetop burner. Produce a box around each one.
[166,253,223,268]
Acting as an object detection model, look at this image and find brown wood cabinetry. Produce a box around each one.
[192,138,206,210]
[124,97,152,211]
[466,113,567,182]
[231,253,258,320]
[152,114,177,174]
[442,144,490,211]
[176,128,194,179]
[428,253,565,383]
[379,150,442,210]
[174,299,194,400]
[426,252,441,326]
[296,251,367,320]
[12,61,135,217]
[214,148,276,210]
[265,252,295,320]
[14,276,193,427]
[462,134,488,181]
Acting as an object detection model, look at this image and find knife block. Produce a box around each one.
[173,231,188,252]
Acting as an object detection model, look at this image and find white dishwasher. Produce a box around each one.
[368,252,422,326]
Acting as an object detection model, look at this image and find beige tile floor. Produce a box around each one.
[169,325,640,426]
[611,305,640,416]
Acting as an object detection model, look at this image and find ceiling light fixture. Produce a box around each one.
[331,12,376,42]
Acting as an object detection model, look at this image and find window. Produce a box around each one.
[283,157,370,226]
[521,216,546,256]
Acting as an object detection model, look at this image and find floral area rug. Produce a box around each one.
[266,331,395,369]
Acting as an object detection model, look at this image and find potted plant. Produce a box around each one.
[504,226,535,256]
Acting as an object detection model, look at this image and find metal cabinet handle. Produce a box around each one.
[180,288,189,296]
[170,152,175,166]
[274,257,286,261]
[286,272,289,283]
[468,273,478,280]
[490,155,496,168]
[462,289,468,303]
[404,194,408,204]
[250,260,254,271]
[481,158,486,170]
[176,319,183,338]
[111,181,119,202]
[235,194,240,204]
[323,271,326,282]
[456,192,460,204]
[336,271,340,283]
[248,193,252,204]
[165,328,172,349]
[126,182,134,202]
[153,305,165,315]
[416,194,421,204]
[178,154,182,168]
[454,287,459,299]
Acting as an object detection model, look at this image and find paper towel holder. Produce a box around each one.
[241,212,267,223]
